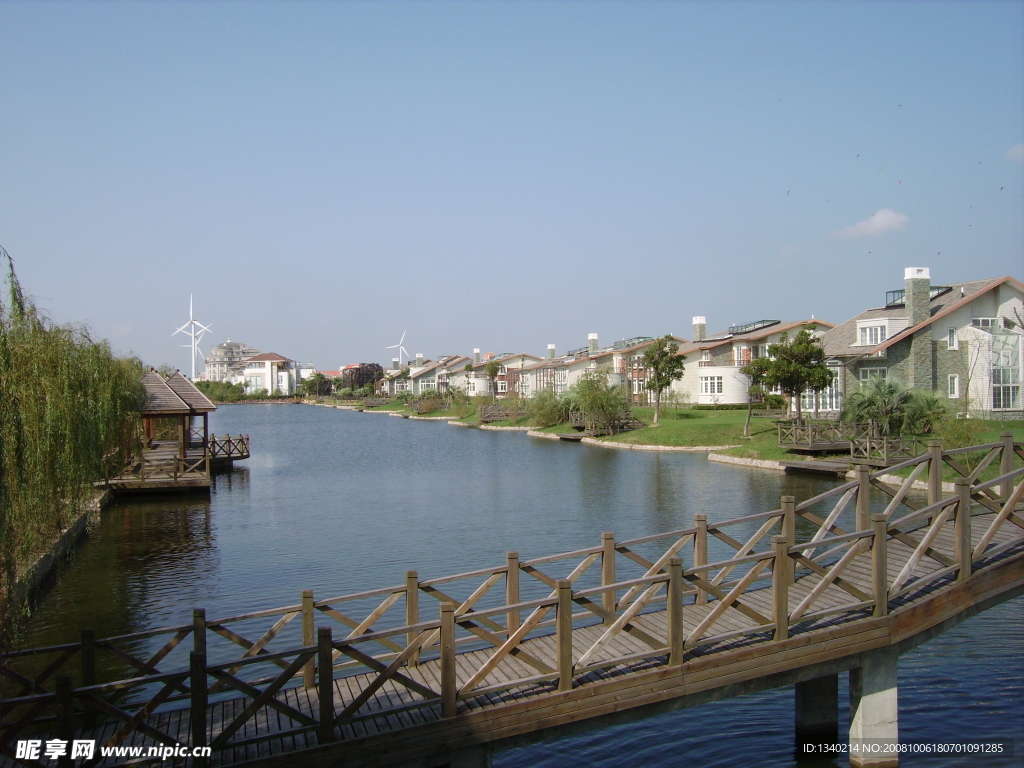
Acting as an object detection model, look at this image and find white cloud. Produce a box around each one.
[833,208,909,239]
[1006,143,1024,163]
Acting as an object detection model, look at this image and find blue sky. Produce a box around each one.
[1,1,1022,371]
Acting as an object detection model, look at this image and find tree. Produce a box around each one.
[299,372,332,397]
[573,368,630,434]
[741,328,833,422]
[641,336,687,425]
[484,359,502,402]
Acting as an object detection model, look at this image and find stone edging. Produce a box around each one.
[11,489,113,605]
[409,415,458,421]
[859,472,956,493]
[480,425,532,431]
[584,439,743,453]
[527,430,562,440]
[448,420,474,427]
[708,453,786,471]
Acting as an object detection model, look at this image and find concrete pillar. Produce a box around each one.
[849,649,899,767]
[795,674,839,756]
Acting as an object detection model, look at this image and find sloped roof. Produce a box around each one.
[141,371,192,414]
[821,277,1018,358]
[675,320,832,358]
[245,352,293,363]
[165,371,217,413]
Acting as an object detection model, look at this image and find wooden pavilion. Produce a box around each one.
[107,371,217,492]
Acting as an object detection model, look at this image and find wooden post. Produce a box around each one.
[772,536,789,641]
[871,514,888,618]
[781,496,796,583]
[302,589,315,688]
[1000,431,1014,502]
[927,439,943,507]
[193,608,206,654]
[667,557,684,666]
[317,627,335,743]
[440,603,457,717]
[406,570,420,666]
[601,532,616,621]
[693,514,708,605]
[80,629,95,729]
[856,465,871,532]
[190,651,208,768]
[556,579,574,692]
[506,552,520,635]
[55,674,73,768]
[955,478,972,581]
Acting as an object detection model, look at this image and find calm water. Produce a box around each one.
[23,405,1023,767]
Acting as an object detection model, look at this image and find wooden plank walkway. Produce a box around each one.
[3,437,1022,768]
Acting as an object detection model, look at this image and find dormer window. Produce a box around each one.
[858,326,886,346]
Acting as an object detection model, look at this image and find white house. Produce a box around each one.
[672,317,835,407]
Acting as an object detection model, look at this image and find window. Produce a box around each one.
[972,317,1003,329]
[947,328,958,350]
[700,376,723,395]
[991,334,1020,409]
[859,368,887,382]
[858,326,886,346]
[701,351,711,362]
[948,374,959,399]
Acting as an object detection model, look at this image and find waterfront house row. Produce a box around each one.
[372,267,1023,421]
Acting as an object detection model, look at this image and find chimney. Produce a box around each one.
[588,333,599,355]
[547,344,556,359]
[392,358,400,369]
[692,316,706,342]
[473,348,481,364]
[904,267,931,326]
[415,353,423,367]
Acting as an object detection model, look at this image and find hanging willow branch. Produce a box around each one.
[0,246,145,651]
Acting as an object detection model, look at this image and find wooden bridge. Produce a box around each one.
[778,421,925,467]
[3,436,1023,768]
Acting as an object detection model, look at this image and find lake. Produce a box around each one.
[22,405,1023,767]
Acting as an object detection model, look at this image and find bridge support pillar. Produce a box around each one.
[849,649,899,767]
[795,674,838,755]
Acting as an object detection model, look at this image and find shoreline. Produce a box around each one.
[8,489,114,607]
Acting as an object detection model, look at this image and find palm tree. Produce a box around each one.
[835,376,933,436]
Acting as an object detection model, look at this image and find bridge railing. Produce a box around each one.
[2,436,1021,764]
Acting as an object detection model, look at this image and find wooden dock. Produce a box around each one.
[3,436,1022,768]
[781,459,852,476]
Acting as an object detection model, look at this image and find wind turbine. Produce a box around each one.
[172,294,211,380]
[386,330,410,368]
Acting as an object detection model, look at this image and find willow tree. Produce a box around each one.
[0,248,144,647]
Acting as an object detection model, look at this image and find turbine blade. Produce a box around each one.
[399,330,406,344]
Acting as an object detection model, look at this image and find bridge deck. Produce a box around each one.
[23,512,1020,767]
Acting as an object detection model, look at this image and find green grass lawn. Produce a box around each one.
[599,408,777,448]
[485,415,533,427]
[531,423,580,434]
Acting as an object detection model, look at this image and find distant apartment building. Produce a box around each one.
[204,339,261,382]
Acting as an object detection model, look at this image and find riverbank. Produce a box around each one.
[303,401,1024,483]
[7,489,114,607]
